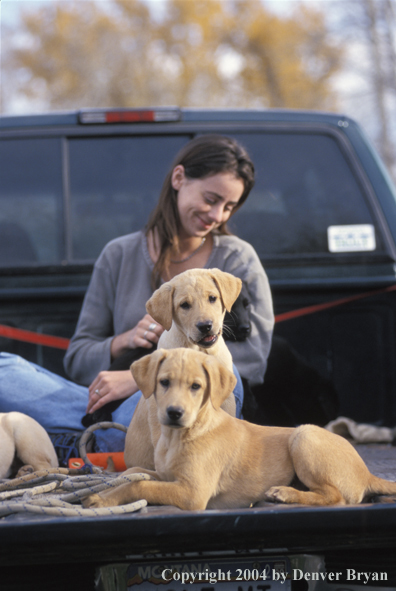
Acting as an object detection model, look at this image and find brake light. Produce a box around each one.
[79,108,181,124]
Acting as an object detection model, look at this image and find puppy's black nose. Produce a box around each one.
[167,406,184,421]
[197,321,212,335]
[236,324,251,340]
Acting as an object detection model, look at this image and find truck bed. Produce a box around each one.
[1,443,396,590]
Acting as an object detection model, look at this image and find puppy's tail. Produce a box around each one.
[366,474,396,498]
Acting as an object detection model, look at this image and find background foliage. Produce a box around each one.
[1,0,395,179]
[2,0,341,110]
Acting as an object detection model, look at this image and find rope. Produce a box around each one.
[0,468,74,492]
[0,324,70,349]
[0,481,59,501]
[0,468,151,517]
[0,499,147,518]
[79,421,128,466]
[0,416,145,517]
[275,284,396,323]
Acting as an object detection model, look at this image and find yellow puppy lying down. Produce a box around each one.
[0,412,58,478]
[84,348,396,510]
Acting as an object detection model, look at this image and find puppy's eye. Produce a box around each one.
[209,296,217,303]
[243,298,250,308]
[191,383,201,390]
[160,379,170,388]
[180,302,191,310]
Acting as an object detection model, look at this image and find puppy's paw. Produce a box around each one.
[82,493,109,508]
[16,464,35,478]
[264,486,292,504]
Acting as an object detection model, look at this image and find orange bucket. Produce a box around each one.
[68,452,126,472]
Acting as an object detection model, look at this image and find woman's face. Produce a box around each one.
[172,165,244,239]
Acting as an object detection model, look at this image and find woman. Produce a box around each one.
[0,135,274,453]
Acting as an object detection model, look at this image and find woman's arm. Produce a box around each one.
[63,261,120,385]
[64,233,158,385]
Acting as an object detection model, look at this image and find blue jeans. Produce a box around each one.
[0,353,244,452]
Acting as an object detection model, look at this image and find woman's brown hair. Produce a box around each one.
[146,134,255,288]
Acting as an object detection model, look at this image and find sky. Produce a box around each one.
[0,0,337,27]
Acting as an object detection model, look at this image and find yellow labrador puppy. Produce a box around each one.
[124,268,242,471]
[0,412,58,478]
[146,268,241,371]
[84,348,396,510]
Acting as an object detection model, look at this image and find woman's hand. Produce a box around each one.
[110,314,164,359]
[86,370,139,414]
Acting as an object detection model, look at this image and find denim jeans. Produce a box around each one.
[0,352,244,452]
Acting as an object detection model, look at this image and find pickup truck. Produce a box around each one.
[1,108,396,591]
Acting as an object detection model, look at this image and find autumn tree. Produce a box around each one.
[223,0,342,109]
[2,0,342,111]
[150,0,235,106]
[3,0,168,109]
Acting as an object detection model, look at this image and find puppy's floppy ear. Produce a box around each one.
[131,349,168,398]
[146,283,174,330]
[209,269,242,312]
[202,356,237,410]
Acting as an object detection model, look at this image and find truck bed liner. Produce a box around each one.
[1,444,396,568]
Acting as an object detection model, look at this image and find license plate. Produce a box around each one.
[125,557,291,590]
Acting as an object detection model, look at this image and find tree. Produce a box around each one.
[333,0,396,179]
[3,0,166,109]
[224,0,342,109]
[152,0,235,107]
[363,0,395,174]
[2,0,343,111]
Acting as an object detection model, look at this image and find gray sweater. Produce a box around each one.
[64,231,274,386]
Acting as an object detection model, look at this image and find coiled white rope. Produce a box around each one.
[0,422,152,517]
[0,470,151,517]
[0,499,147,517]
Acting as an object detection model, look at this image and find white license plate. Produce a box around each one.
[125,557,291,590]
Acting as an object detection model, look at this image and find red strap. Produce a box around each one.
[0,324,70,350]
[275,284,396,323]
[1,284,395,349]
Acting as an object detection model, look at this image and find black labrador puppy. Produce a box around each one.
[223,282,339,427]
